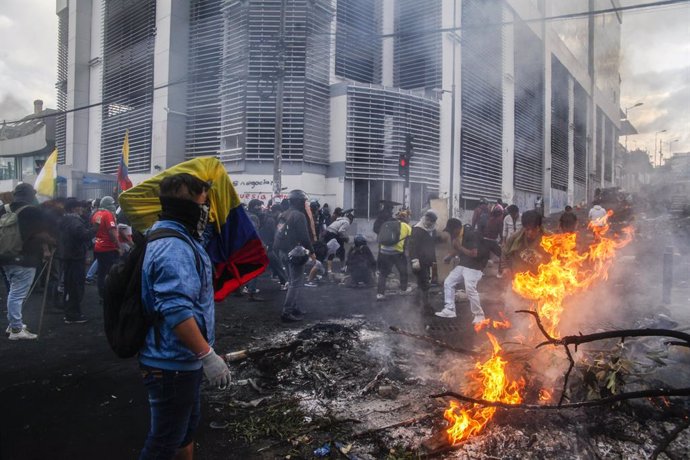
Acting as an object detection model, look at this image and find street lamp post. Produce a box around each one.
[624,102,643,151]
[654,129,667,167]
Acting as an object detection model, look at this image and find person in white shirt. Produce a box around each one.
[498,205,521,278]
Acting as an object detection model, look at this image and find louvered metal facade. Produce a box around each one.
[551,55,569,191]
[185,0,223,159]
[394,0,442,90]
[220,0,332,165]
[335,0,381,84]
[513,20,543,194]
[345,84,439,188]
[573,82,587,185]
[55,9,68,165]
[460,0,503,200]
[100,0,156,174]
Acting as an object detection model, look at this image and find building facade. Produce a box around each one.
[55,0,622,219]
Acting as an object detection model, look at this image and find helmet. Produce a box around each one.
[354,234,367,247]
[287,245,310,265]
[288,189,307,202]
[309,200,320,211]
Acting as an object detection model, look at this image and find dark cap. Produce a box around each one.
[13,183,37,203]
[443,217,463,232]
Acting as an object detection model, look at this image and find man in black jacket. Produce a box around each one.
[1,183,53,340]
[409,210,438,311]
[274,190,314,322]
[59,199,95,324]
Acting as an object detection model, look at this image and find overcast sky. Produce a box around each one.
[0,0,688,159]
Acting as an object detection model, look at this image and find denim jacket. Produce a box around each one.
[138,220,214,371]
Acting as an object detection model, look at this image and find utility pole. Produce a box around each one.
[272,0,287,197]
[448,0,457,219]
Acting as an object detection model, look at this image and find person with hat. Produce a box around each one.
[321,209,353,277]
[90,196,120,301]
[409,210,439,311]
[344,234,376,287]
[59,198,95,323]
[1,183,53,340]
[376,210,412,301]
[436,218,487,323]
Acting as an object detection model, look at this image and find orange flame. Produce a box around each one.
[473,312,512,333]
[443,333,525,445]
[512,215,633,337]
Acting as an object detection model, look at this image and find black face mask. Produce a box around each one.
[159,196,208,240]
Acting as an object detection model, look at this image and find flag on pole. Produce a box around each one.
[117,130,133,191]
[118,157,268,301]
[34,148,58,199]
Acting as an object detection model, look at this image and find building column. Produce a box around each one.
[150,0,189,173]
[542,31,553,214]
[501,7,515,205]
[65,0,91,172]
[380,0,395,86]
[567,76,575,206]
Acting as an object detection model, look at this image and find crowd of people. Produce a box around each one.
[1,175,615,459]
[1,183,133,340]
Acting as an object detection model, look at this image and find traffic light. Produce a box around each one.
[398,154,409,178]
[405,133,414,157]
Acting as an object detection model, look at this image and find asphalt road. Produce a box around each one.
[0,257,503,460]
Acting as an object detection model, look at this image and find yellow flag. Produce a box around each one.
[35,148,58,197]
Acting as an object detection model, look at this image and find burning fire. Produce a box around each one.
[444,333,525,444]
[512,212,633,337]
[473,312,512,333]
[442,212,633,445]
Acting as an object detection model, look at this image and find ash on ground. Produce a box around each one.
[201,319,690,459]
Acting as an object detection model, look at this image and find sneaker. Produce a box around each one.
[376,294,385,301]
[241,286,250,295]
[435,309,457,319]
[64,316,89,324]
[495,271,503,279]
[472,315,486,324]
[6,323,27,334]
[398,286,414,295]
[8,327,38,340]
[280,282,289,291]
[280,313,303,323]
[304,281,318,288]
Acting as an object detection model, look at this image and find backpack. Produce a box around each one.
[103,228,201,359]
[377,220,401,246]
[0,204,29,262]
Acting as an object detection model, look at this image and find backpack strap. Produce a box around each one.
[145,228,205,346]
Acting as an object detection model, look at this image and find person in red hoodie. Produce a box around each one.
[90,196,120,301]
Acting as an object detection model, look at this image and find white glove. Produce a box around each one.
[200,347,231,389]
[411,259,421,272]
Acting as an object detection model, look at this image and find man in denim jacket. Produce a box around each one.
[138,173,230,460]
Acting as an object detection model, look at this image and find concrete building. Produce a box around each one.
[55,0,622,219]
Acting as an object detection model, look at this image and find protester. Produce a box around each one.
[498,204,521,278]
[260,203,288,289]
[59,198,94,324]
[41,198,65,312]
[1,183,53,340]
[376,210,412,301]
[139,172,230,459]
[588,200,608,229]
[91,196,121,301]
[471,198,489,232]
[559,205,578,233]
[372,200,395,235]
[345,234,376,287]
[436,218,488,323]
[321,209,352,274]
[501,210,548,275]
[408,209,438,311]
[482,205,504,265]
[274,189,315,322]
[241,212,264,301]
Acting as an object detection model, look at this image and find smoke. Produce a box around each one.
[0,94,26,120]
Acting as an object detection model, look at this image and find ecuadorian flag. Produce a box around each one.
[117,130,133,191]
[118,157,268,301]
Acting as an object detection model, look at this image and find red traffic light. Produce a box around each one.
[399,158,406,167]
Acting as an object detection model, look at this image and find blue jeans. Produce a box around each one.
[4,265,36,330]
[86,259,98,280]
[139,366,203,460]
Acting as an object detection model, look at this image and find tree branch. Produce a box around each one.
[651,418,690,460]
[536,329,690,350]
[430,387,690,410]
